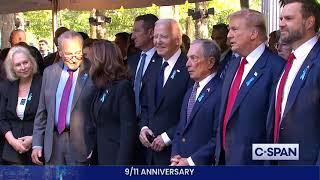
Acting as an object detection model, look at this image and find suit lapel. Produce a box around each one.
[282,42,320,121]
[96,87,112,118]
[228,50,267,120]
[156,53,186,109]
[71,60,89,111]
[184,76,218,130]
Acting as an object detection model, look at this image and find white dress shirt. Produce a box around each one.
[276,36,318,119]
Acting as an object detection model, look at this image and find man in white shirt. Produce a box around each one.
[170,39,222,166]
[139,19,192,165]
[267,0,320,165]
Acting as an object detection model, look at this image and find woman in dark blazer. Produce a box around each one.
[89,40,137,165]
[0,45,41,164]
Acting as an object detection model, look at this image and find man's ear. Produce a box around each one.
[250,29,259,41]
[305,16,315,31]
[208,57,215,70]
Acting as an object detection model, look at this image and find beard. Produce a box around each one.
[280,22,306,45]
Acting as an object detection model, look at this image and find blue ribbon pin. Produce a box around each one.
[170,70,177,79]
[300,65,309,80]
[197,93,205,102]
[100,93,106,103]
[27,92,32,101]
[246,77,255,86]
[81,73,88,80]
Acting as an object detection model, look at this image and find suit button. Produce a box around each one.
[182,138,186,143]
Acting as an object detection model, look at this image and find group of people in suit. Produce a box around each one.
[0,0,319,166]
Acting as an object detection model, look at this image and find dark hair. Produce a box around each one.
[134,14,159,31]
[280,0,320,32]
[212,23,229,33]
[115,32,130,43]
[78,31,89,40]
[39,39,48,45]
[54,27,69,46]
[89,40,131,89]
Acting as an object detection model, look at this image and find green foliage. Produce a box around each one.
[24,10,52,39]
[59,10,91,34]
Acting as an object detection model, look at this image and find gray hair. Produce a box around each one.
[229,9,268,41]
[191,39,221,70]
[4,46,38,81]
[57,30,83,50]
[155,19,182,46]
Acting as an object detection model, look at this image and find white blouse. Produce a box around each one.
[16,96,28,120]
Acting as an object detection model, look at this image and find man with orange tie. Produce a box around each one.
[267,0,320,165]
[215,9,285,165]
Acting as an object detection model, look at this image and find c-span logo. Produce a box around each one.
[252,144,299,160]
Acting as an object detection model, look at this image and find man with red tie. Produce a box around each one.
[267,0,320,165]
[215,9,285,165]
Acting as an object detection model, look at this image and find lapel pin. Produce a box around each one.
[197,93,205,102]
[246,77,255,86]
[170,70,177,79]
[152,59,155,63]
[177,69,180,73]
[82,73,88,80]
[206,88,210,92]
[254,72,258,76]
[27,92,32,101]
[300,65,310,80]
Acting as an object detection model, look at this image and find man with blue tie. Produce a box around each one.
[170,39,222,166]
[215,9,285,165]
[139,19,192,165]
[31,31,97,165]
[267,0,320,165]
[128,14,159,165]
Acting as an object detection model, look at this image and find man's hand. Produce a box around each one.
[18,136,32,151]
[139,128,154,148]
[150,135,166,152]
[170,155,181,166]
[175,157,189,166]
[31,148,43,165]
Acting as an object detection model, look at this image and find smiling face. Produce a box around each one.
[186,43,214,82]
[12,52,33,79]
[153,22,180,60]
[59,37,83,70]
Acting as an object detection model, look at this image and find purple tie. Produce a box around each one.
[57,70,73,134]
[186,82,199,123]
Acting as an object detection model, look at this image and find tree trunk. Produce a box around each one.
[14,12,25,30]
[185,16,194,41]
[96,10,106,39]
[90,9,97,39]
[0,13,15,49]
[240,0,249,9]
[194,2,209,39]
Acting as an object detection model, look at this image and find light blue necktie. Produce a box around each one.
[134,53,146,115]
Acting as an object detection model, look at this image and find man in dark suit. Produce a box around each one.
[267,0,320,165]
[170,39,222,166]
[139,19,192,165]
[31,31,97,165]
[128,14,159,165]
[215,9,285,165]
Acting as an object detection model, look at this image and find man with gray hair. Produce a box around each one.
[170,39,222,166]
[31,31,97,165]
[139,19,192,165]
[215,9,285,165]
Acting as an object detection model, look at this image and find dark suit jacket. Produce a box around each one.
[32,60,97,163]
[171,75,221,165]
[267,41,320,165]
[91,80,137,165]
[140,52,193,165]
[215,47,285,165]
[0,74,42,163]
[217,49,233,79]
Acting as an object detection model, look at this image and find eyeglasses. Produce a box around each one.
[63,51,83,60]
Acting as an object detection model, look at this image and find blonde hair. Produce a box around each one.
[155,19,183,46]
[229,9,268,41]
[4,46,38,81]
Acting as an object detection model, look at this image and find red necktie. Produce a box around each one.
[222,57,247,150]
[274,53,295,143]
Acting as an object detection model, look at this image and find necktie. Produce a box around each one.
[156,61,169,105]
[57,70,73,134]
[222,57,247,150]
[274,53,295,143]
[134,53,146,115]
[186,82,199,123]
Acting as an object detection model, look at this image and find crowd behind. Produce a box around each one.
[0,0,318,166]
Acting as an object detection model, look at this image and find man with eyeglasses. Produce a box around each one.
[32,31,97,165]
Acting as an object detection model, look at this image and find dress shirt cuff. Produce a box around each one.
[161,132,171,146]
[187,157,195,166]
[141,126,149,132]
[32,146,43,149]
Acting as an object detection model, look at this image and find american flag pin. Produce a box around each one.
[152,59,155,63]
[254,72,258,76]
[177,69,180,73]
[207,88,210,92]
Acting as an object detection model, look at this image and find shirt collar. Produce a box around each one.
[244,43,265,65]
[293,36,318,61]
[162,48,181,67]
[142,47,156,58]
[198,72,216,89]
